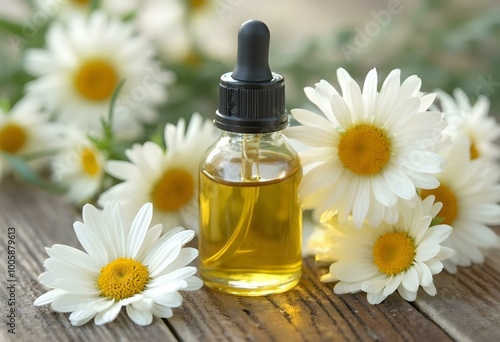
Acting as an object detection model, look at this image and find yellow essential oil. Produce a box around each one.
[199,20,302,295]
[199,165,302,295]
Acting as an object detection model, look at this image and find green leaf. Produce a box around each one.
[3,153,65,193]
[20,148,61,161]
[89,0,101,12]
[0,18,24,37]
[86,79,126,159]
[430,216,445,226]
[107,79,126,126]
[0,98,11,112]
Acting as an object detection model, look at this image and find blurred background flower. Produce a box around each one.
[1,0,499,126]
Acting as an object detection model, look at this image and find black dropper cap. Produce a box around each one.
[215,20,287,133]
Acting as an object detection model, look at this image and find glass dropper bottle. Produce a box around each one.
[198,20,302,296]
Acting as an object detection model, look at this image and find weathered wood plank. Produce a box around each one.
[168,252,452,341]
[0,177,178,342]
[2,176,500,342]
[414,227,500,342]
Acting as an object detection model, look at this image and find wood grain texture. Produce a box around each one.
[167,255,452,341]
[414,227,500,342]
[1,177,500,342]
[0,178,178,342]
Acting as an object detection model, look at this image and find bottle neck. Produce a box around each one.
[222,131,281,142]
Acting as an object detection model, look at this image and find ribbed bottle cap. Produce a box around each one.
[215,20,287,133]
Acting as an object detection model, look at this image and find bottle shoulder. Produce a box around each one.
[201,133,301,184]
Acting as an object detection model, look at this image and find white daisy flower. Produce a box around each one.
[419,133,500,274]
[35,0,140,19]
[34,202,203,326]
[320,196,454,305]
[51,127,106,204]
[0,97,61,179]
[285,68,447,228]
[135,0,190,62]
[24,12,172,140]
[98,113,217,232]
[437,88,500,162]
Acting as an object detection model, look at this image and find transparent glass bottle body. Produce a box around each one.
[199,131,302,296]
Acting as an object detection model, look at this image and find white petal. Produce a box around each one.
[283,126,335,147]
[154,292,183,307]
[419,93,437,112]
[367,291,387,305]
[376,70,401,124]
[362,68,378,113]
[422,224,452,244]
[34,289,66,306]
[55,278,100,295]
[69,311,96,326]
[415,242,441,262]
[397,284,417,302]
[402,267,419,293]
[382,274,403,297]
[344,80,364,121]
[352,178,370,228]
[51,293,94,313]
[386,98,422,130]
[330,92,353,129]
[333,280,362,294]
[148,266,197,287]
[120,294,144,306]
[336,68,354,96]
[131,298,154,311]
[332,261,378,282]
[48,244,101,273]
[291,108,335,128]
[426,259,444,274]
[136,223,163,261]
[69,298,113,324]
[415,262,433,287]
[156,247,199,276]
[145,279,187,297]
[109,201,128,258]
[422,282,437,296]
[299,162,342,196]
[184,276,204,291]
[94,302,122,325]
[151,303,173,318]
[106,160,139,180]
[145,230,195,277]
[73,222,109,265]
[126,305,153,326]
[435,246,455,261]
[384,167,416,200]
[127,202,153,258]
[372,176,398,207]
[398,75,421,100]
[303,81,338,124]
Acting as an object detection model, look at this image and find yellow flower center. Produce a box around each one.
[72,0,89,5]
[80,147,101,176]
[74,59,118,101]
[190,0,208,10]
[151,168,195,212]
[97,258,149,300]
[470,140,479,160]
[373,232,416,275]
[0,123,27,154]
[338,123,392,175]
[419,183,458,225]
[183,51,202,67]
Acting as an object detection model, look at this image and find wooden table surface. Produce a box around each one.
[1,177,499,342]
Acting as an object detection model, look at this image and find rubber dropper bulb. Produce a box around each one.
[232,20,273,82]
